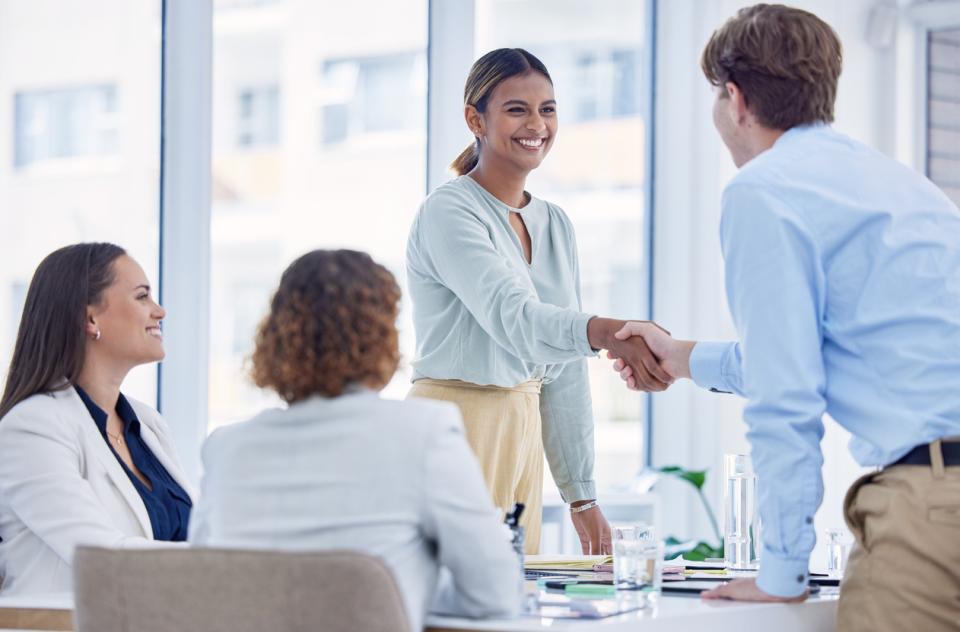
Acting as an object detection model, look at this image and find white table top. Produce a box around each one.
[427,591,839,632]
[0,589,839,632]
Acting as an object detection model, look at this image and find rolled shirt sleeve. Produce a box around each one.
[539,358,596,502]
[720,183,828,598]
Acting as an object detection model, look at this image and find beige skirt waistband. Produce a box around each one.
[413,378,542,395]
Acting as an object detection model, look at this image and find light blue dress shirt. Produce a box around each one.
[406,175,598,501]
[690,124,960,597]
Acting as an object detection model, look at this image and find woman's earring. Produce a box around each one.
[94,330,101,341]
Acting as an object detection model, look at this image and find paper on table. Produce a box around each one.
[524,554,613,570]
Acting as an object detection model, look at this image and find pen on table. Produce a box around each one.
[504,503,525,527]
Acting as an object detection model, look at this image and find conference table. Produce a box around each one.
[0,590,839,632]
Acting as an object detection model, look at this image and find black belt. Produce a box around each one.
[890,441,960,467]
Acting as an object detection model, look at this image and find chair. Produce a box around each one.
[72,546,411,632]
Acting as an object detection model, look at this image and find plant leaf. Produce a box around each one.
[679,470,707,490]
[658,465,683,474]
[680,541,723,561]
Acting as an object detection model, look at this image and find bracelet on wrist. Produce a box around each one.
[569,500,598,514]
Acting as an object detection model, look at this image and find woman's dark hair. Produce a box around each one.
[450,48,552,176]
[250,249,401,403]
[0,243,126,419]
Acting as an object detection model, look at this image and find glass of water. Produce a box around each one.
[613,527,663,606]
[724,454,761,570]
[825,529,852,574]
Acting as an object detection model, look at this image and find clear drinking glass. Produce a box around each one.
[613,538,664,606]
[723,454,761,570]
[611,522,654,543]
[825,529,852,574]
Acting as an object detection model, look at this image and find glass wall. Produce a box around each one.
[0,0,162,403]
[475,0,651,488]
[208,0,427,428]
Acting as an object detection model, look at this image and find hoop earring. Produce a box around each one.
[94,330,101,341]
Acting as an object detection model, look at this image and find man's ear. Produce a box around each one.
[724,81,750,127]
[464,105,484,138]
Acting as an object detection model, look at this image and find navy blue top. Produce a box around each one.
[74,385,192,541]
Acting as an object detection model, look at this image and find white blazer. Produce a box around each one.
[0,386,195,596]
[189,390,520,632]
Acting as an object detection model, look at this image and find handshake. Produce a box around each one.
[587,318,696,392]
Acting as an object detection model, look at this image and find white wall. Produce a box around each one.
[649,0,952,565]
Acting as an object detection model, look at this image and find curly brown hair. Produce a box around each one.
[251,249,401,403]
[701,4,842,130]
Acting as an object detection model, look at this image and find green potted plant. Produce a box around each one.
[656,466,723,561]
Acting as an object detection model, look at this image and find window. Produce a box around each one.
[474,0,652,489]
[927,27,960,207]
[209,0,427,430]
[236,85,279,147]
[319,52,426,145]
[0,0,162,404]
[14,85,119,168]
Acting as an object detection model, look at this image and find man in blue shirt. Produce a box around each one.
[613,5,960,631]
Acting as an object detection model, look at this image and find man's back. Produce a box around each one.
[723,124,960,465]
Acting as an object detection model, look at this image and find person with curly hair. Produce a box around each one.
[188,249,521,631]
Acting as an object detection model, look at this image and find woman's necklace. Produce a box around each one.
[106,429,124,449]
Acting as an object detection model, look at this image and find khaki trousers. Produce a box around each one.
[838,440,960,632]
[408,379,544,554]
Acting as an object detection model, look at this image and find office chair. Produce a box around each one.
[73,546,411,632]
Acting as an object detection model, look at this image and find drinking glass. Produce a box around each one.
[613,524,663,607]
[723,454,761,570]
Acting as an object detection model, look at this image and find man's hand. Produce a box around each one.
[569,501,611,555]
[587,317,673,392]
[607,322,695,390]
[702,578,808,603]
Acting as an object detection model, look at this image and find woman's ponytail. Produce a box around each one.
[450,139,480,176]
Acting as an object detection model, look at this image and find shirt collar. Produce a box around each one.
[73,384,141,437]
[460,174,537,215]
[773,122,830,149]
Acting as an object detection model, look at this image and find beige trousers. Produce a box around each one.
[408,379,544,554]
[838,440,960,632]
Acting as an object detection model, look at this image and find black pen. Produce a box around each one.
[504,502,525,526]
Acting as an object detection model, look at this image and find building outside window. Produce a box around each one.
[319,52,426,145]
[236,85,279,147]
[0,0,161,404]
[14,85,119,168]
[927,27,960,207]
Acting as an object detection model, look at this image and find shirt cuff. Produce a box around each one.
[558,480,596,503]
[757,547,809,598]
[689,341,731,392]
[572,313,598,357]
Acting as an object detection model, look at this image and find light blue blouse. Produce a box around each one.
[406,175,598,501]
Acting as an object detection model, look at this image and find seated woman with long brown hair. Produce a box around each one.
[0,243,194,596]
[188,249,520,631]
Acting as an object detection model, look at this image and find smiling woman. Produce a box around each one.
[406,48,669,556]
[0,243,193,597]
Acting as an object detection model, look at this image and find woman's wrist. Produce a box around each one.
[569,499,598,513]
[586,317,623,351]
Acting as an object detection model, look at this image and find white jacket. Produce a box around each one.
[188,390,521,632]
[0,386,194,595]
